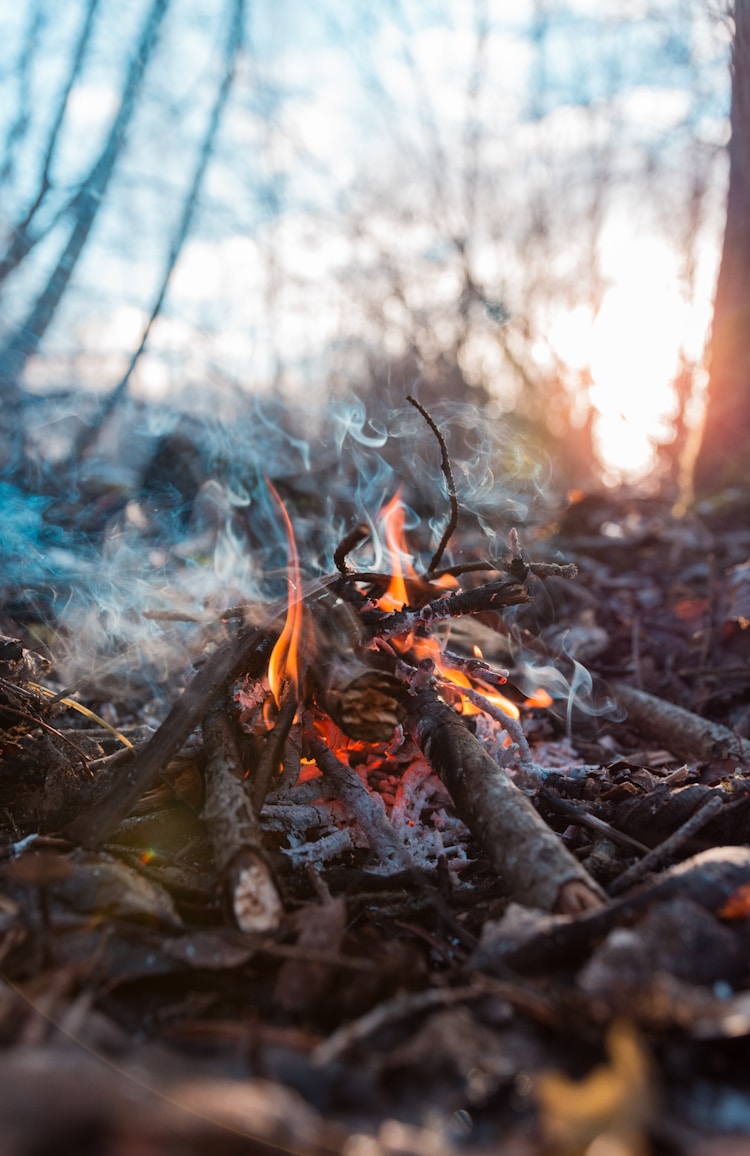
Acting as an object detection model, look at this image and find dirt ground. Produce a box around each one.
[1,471,750,1156]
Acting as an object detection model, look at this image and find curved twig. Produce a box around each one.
[407,395,459,573]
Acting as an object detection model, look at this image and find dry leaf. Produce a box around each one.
[536,1020,655,1156]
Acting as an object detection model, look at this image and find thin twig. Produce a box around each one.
[359,573,531,636]
[333,523,370,575]
[251,682,299,811]
[203,698,282,933]
[407,395,459,573]
[538,790,650,856]
[0,698,91,770]
[607,793,724,897]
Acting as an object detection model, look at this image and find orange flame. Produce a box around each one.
[523,687,553,709]
[378,490,418,611]
[476,687,521,720]
[466,679,520,716]
[411,635,520,719]
[266,479,305,705]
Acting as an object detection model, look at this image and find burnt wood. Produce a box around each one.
[405,686,605,912]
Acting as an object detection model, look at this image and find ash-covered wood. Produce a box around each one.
[65,625,277,847]
[202,699,282,933]
[306,729,414,872]
[406,686,605,913]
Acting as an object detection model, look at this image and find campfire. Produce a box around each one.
[2,397,750,1153]
[65,397,604,926]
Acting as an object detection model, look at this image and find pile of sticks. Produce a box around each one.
[65,400,605,928]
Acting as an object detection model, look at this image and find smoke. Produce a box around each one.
[513,654,625,739]
[3,391,554,714]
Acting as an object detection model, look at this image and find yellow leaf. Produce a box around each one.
[536,1020,654,1155]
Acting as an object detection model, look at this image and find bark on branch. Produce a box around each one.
[406,687,605,912]
[614,682,750,768]
[203,699,282,932]
[65,626,276,848]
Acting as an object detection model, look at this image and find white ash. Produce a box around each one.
[261,802,349,834]
[526,736,583,768]
[390,758,471,879]
[281,828,359,868]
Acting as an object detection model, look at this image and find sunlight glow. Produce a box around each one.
[589,278,687,479]
[548,233,717,482]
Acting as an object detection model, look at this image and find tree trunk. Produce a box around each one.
[693,0,750,494]
[0,0,170,410]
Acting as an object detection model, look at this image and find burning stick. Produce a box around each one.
[202,699,282,933]
[333,522,370,576]
[359,573,532,636]
[251,683,299,812]
[406,686,605,913]
[306,727,414,872]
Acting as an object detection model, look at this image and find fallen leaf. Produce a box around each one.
[536,1019,654,1155]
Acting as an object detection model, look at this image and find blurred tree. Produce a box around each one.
[0,0,730,495]
[331,1,726,489]
[0,0,170,411]
[693,0,750,494]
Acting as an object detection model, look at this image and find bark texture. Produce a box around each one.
[694,0,750,493]
[406,688,604,911]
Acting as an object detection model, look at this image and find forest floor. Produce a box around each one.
[1,462,750,1156]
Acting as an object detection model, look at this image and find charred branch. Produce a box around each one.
[251,682,299,812]
[405,686,605,913]
[334,523,370,575]
[406,395,459,573]
[306,729,414,872]
[65,625,277,848]
[202,699,282,933]
[614,682,750,767]
[359,573,531,635]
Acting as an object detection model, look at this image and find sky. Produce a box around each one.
[0,0,732,483]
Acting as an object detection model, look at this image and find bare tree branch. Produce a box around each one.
[0,0,171,411]
[0,0,102,287]
[0,0,45,188]
[70,0,246,462]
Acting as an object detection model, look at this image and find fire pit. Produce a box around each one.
[66,398,605,923]
[2,398,750,1154]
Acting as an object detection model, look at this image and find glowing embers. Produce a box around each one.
[411,633,519,720]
